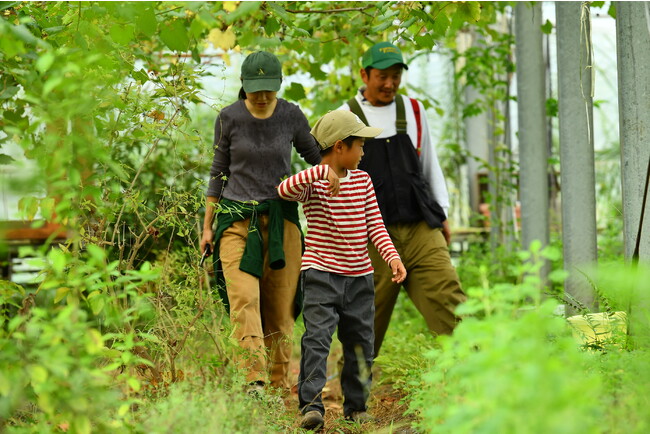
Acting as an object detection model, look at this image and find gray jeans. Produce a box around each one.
[298,269,375,417]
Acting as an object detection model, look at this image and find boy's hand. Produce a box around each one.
[326,166,340,196]
[390,259,407,284]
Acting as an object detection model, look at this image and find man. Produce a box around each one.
[339,41,467,357]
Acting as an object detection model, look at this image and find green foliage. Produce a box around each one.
[0,303,142,432]
[409,247,603,433]
[374,295,438,393]
[136,379,292,434]
[0,1,636,432]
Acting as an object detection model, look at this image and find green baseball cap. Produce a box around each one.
[361,42,408,70]
[240,51,283,93]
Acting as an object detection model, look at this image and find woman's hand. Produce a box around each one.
[200,228,214,259]
[390,259,407,284]
[326,166,340,196]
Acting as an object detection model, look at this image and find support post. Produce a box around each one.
[556,1,598,313]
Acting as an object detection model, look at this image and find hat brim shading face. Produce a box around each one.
[352,125,383,140]
[242,77,281,93]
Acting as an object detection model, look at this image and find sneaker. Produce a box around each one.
[346,410,375,424]
[300,410,324,430]
[246,381,265,399]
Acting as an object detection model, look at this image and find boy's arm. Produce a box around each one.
[277,165,330,202]
[364,177,401,266]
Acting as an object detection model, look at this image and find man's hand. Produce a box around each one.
[326,166,340,196]
[390,259,407,284]
[442,220,451,246]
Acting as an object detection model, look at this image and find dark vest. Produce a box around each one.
[348,96,446,229]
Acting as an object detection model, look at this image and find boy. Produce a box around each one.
[277,110,407,430]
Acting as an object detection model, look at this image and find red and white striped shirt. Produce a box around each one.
[278,165,400,276]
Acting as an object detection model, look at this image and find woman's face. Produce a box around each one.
[245,91,278,110]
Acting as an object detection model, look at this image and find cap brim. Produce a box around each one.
[353,125,383,139]
[242,78,281,93]
[368,59,408,70]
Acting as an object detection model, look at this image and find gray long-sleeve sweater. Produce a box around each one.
[206,98,321,202]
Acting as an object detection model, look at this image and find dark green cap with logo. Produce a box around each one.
[240,51,283,93]
[361,42,408,70]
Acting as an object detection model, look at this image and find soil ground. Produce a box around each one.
[283,346,418,433]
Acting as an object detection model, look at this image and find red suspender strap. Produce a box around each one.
[410,97,422,156]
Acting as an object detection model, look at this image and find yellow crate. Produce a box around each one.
[567,311,628,346]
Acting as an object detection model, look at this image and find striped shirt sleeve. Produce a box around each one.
[277,165,330,203]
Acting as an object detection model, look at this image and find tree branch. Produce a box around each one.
[284,5,373,14]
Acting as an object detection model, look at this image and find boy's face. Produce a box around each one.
[339,138,365,170]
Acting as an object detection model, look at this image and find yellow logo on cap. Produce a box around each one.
[379,47,399,54]
[257,68,265,75]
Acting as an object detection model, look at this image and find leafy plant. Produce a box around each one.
[409,245,603,434]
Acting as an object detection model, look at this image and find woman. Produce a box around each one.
[200,51,321,393]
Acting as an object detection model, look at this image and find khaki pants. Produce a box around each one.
[369,220,466,356]
[219,216,302,390]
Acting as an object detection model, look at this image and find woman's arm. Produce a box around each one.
[200,196,219,255]
[206,114,231,198]
[292,107,322,166]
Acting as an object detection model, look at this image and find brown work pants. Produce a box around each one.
[368,220,466,356]
[219,216,302,390]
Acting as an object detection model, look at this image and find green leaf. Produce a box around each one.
[136,5,158,37]
[43,75,63,97]
[73,415,91,434]
[308,63,327,81]
[86,244,106,263]
[458,2,481,22]
[89,295,105,315]
[36,52,55,74]
[266,2,290,24]
[11,24,39,45]
[110,24,135,45]
[607,3,616,19]
[0,2,21,11]
[0,86,19,100]
[414,33,435,50]
[28,365,48,385]
[0,153,16,165]
[48,249,67,274]
[131,68,149,84]
[39,197,56,220]
[160,19,190,52]
[590,1,605,7]
[54,287,70,303]
[226,1,262,24]
[264,17,281,36]
[371,20,393,33]
[18,196,39,220]
[541,19,553,35]
[432,12,450,37]
[283,82,306,101]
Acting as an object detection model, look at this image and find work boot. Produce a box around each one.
[300,410,324,431]
[346,410,375,424]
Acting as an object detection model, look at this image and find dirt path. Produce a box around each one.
[284,347,417,433]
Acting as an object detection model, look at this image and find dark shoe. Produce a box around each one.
[246,381,265,399]
[300,410,324,430]
[346,410,375,424]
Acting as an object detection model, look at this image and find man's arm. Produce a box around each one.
[417,100,450,218]
[416,99,452,245]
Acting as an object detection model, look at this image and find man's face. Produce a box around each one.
[360,64,403,107]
